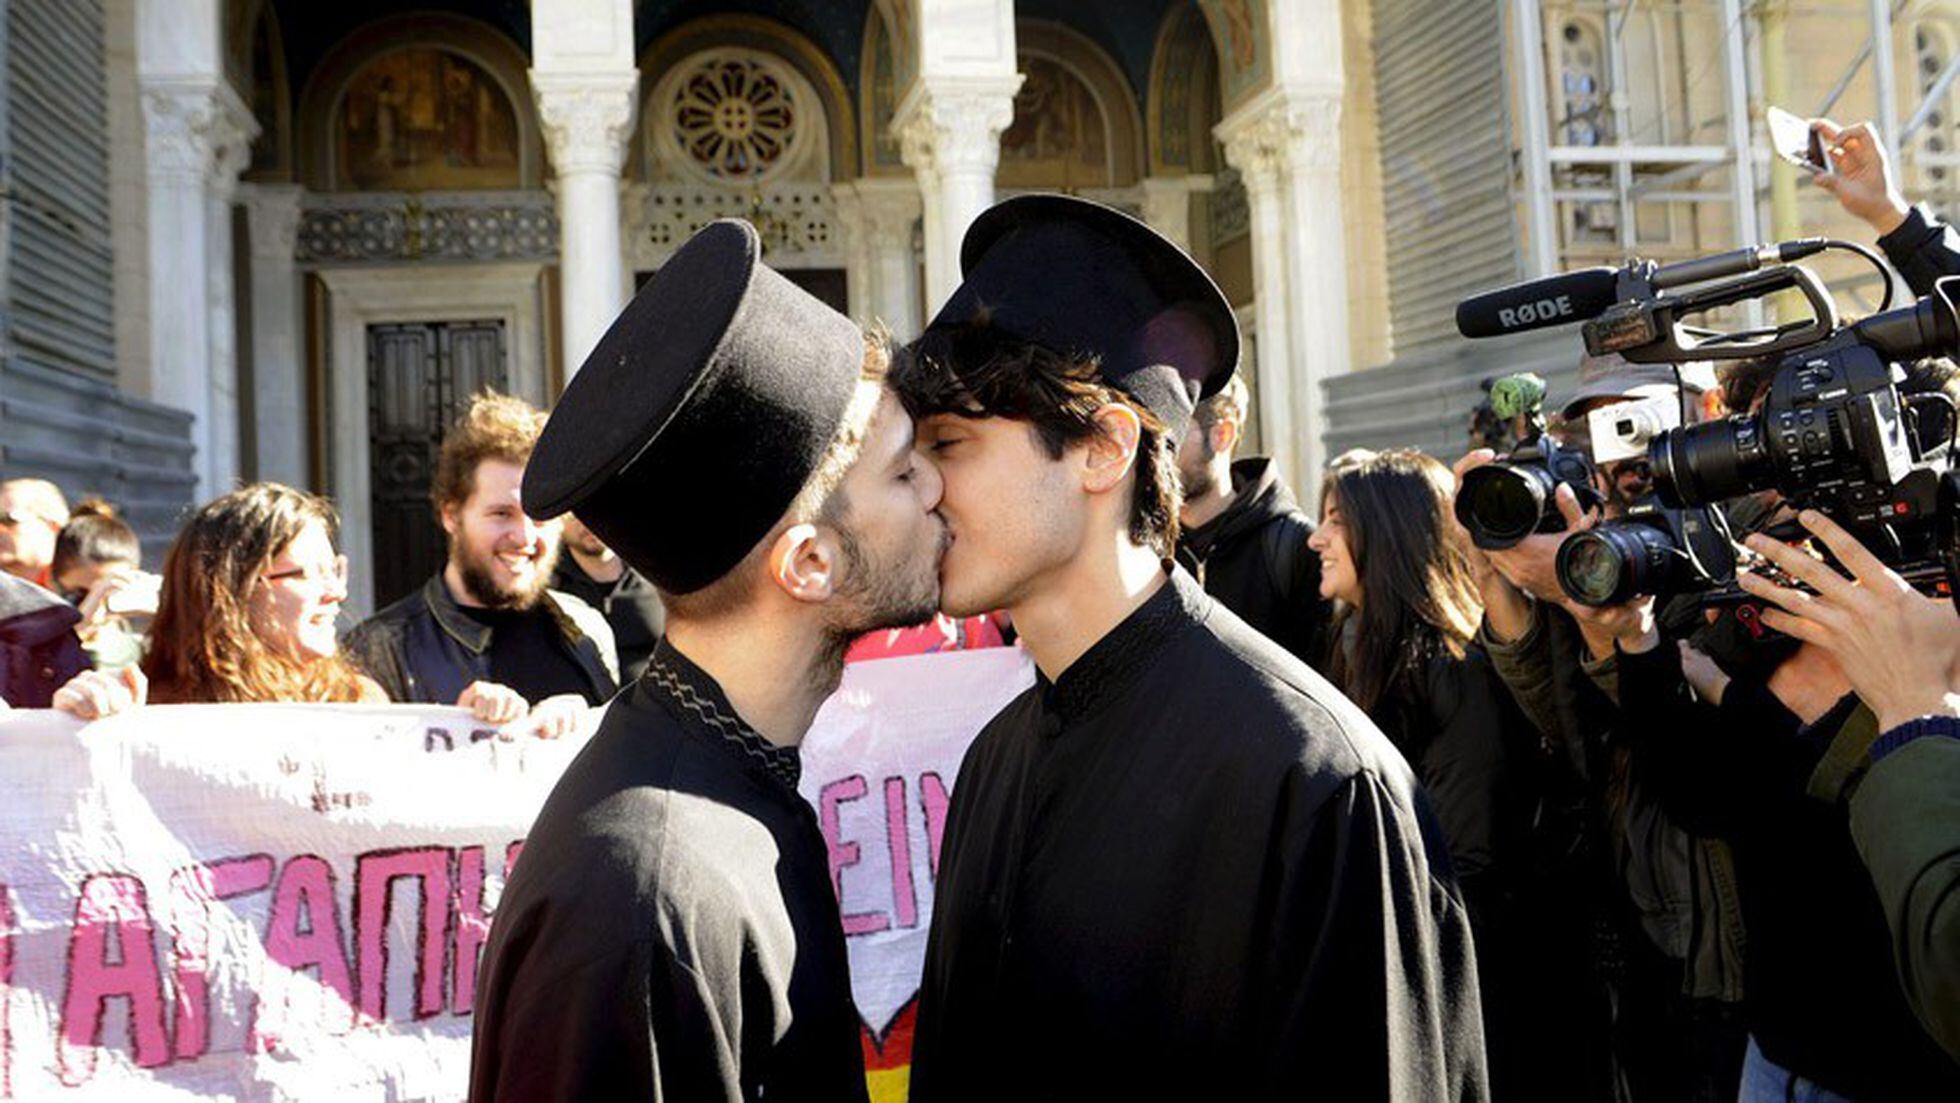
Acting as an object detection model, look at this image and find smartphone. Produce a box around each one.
[1766,106,1827,173]
[104,571,162,616]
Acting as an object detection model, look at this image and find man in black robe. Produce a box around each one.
[894,196,1488,1100]
[469,219,948,1101]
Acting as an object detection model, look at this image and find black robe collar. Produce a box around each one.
[1040,565,1206,725]
[644,638,802,792]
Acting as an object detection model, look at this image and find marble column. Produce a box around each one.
[894,76,1021,313]
[533,71,638,377]
[241,183,306,487]
[1137,175,1212,252]
[1217,89,1349,502]
[141,76,254,498]
[856,178,924,338]
[204,107,252,492]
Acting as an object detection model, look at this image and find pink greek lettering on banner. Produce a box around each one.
[353,847,452,1023]
[168,854,275,1060]
[58,872,171,1085]
[885,777,919,929]
[451,846,490,1015]
[819,775,891,935]
[253,854,355,1051]
[920,771,952,881]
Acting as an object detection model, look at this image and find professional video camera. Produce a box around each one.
[1454,372,1605,549]
[1455,238,1960,610]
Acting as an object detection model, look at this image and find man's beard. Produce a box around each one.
[1180,461,1217,502]
[813,522,947,672]
[454,540,559,610]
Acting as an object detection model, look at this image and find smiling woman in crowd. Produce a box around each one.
[52,483,554,732]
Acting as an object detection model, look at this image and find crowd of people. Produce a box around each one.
[2,116,1958,1101]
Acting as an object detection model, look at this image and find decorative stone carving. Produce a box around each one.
[895,80,1019,179]
[532,71,638,177]
[631,183,842,268]
[649,49,821,187]
[297,192,559,264]
[1216,90,1342,186]
[142,78,259,187]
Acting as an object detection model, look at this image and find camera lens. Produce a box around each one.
[1651,414,1773,508]
[1556,523,1681,606]
[1457,464,1553,549]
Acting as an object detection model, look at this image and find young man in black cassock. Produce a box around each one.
[895,196,1489,1100]
[467,219,949,1101]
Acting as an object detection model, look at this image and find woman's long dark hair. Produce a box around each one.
[1322,449,1483,715]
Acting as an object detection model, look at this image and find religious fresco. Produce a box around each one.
[1198,0,1271,109]
[998,56,1110,189]
[336,49,520,191]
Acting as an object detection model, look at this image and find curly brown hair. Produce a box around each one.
[894,327,1182,557]
[433,391,549,517]
[142,483,372,704]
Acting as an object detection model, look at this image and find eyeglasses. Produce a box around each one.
[262,554,349,590]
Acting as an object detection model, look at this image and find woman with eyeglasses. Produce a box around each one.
[53,483,556,733]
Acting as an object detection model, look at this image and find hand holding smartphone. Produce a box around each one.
[1766,106,1828,173]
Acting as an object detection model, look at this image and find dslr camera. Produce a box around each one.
[1456,240,1960,609]
[1454,372,1605,550]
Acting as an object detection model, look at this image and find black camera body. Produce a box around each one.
[1649,334,1923,525]
[1556,501,1737,607]
[1457,433,1603,550]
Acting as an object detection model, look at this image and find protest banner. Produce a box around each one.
[0,646,1032,1101]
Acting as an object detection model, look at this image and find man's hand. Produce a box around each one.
[457,681,527,726]
[1813,118,1911,237]
[1451,450,1532,642]
[1738,509,1959,730]
[1484,482,1596,604]
[52,666,148,721]
[522,694,591,740]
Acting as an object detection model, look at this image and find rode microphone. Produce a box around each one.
[1454,239,1829,340]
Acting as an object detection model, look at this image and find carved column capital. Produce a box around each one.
[1215,87,1341,188]
[142,77,258,190]
[532,71,640,177]
[893,76,1023,180]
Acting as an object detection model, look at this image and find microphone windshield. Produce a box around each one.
[1456,268,1621,339]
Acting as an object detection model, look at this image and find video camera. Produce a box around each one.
[1455,239,1960,611]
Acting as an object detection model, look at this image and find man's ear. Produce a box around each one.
[1211,414,1241,458]
[767,522,840,604]
[1081,403,1142,495]
[439,502,460,538]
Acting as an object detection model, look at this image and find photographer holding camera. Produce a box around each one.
[1456,370,1749,1102]
[1736,507,1960,1065]
[1541,350,1960,1100]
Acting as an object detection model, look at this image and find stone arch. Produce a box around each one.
[1000,20,1145,189]
[1147,2,1223,174]
[294,14,544,191]
[227,0,293,180]
[632,15,856,184]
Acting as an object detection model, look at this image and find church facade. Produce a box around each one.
[0,0,1953,612]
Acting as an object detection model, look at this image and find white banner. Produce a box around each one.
[0,648,1033,1102]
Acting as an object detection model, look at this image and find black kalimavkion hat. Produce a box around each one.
[522,219,864,594]
[921,194,1239,430]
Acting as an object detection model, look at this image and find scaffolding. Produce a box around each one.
[1512,0,1950,312]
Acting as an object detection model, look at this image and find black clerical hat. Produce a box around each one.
[523,219,863,594]
[923,194,1238,429]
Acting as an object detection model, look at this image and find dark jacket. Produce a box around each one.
[1877,204,1960,297]
[1849,731,1960,1063]
[551,556,664,684]
[0,572,89,707]
[1174,457,1330,669]
[1616,642,1960,1098]
[342,575,617,707]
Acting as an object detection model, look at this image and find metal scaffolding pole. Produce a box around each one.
[1720,0,1762,326]
[1870,0,1901,163]
[1514,0,1560,275]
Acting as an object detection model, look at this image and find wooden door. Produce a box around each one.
[367,320,508,608]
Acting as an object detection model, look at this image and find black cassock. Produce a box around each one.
[469,642,869,1103]
[911,570,1488,1101]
